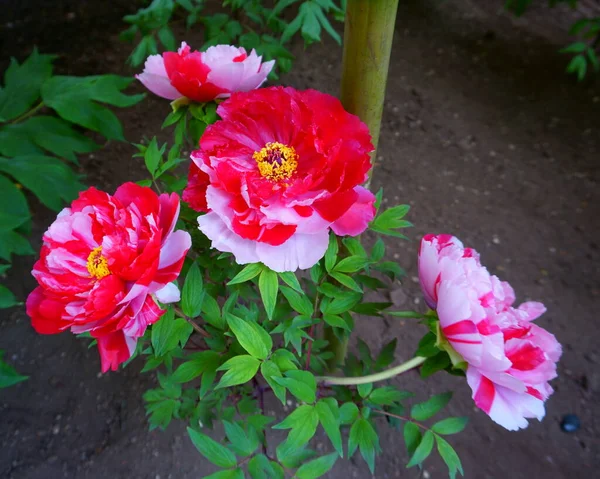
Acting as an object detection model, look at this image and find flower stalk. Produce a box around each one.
[318,356,426,385]
[340,0,400,183]
[324,0,400,372]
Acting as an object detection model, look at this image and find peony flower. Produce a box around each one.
[418,234,562,430]
[136,42,275,103]
[183,86,376,272]
[26,183,191,373]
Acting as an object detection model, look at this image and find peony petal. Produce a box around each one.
[198,212,260,265]
[330,186,376,237]
[96,330,136,373]
[256,229,329,272]
[154,282,180,304]
[158,230,192,269]
[136,54,181,100]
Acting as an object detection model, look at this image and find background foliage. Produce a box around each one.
[121,0,346,78]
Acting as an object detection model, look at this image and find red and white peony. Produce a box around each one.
[136,42,274,103]
[183,86,376,272]
[418,234,562,430]
[26,183,191,373]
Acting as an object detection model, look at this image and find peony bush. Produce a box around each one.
[23,8,561,477]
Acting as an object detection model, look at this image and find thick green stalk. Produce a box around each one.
[319,356,426,385]
[340,0,399,178]
[324,0,399,372]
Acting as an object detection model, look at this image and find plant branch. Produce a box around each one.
[317,356,426,385]
[340,0,400,185]
[10,101,44,124]
[372,408,429,431]
[174,307,211,338]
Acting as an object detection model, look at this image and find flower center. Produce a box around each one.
[253,142,298,182]
[87,246,110,280]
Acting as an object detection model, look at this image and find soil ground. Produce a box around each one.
[1,0,599,478]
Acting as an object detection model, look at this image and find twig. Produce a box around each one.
[174,306,211,338]
[372,409,429,431]
[11,101,44,124]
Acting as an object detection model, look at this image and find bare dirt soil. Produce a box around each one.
[1,0,599,478]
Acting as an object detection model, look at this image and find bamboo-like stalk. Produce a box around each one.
[340,0,399,180]
[325,0,399,372]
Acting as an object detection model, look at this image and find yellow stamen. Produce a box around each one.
[87,246,110,280]
[253,142,298,182]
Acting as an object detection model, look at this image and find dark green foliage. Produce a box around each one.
[0,49,142,309]
[121,0,346,78]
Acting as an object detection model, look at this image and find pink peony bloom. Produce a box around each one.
[26,183,191,373]
[136,42,275,103]
[418,234,562,430]
[182,86,376,272]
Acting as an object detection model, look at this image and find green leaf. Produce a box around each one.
[560,41,588,54]
[0,116,98,162]
[274,405,319,454]
[261,360,286,404]
[0,285,19,309]
[323,292,362,315]
[146,397,178,430]
[186,427,237,469]
[295,452,338,479]
[339,402,359,425]
[357,382,373,398]
[273,369,316,403]
[42,75,144,141]
[435,434,464,479]
[226,313,272,360]
[411,392,452,421]
[280,286,313,316]
[315,400,343,457]
[0,351,28,388]
[324,233,338,272]
[223,420,259,457]
[416,332,440,358]
[0,228,34,261]
[375,339,397,369]
[421,352,451,378]
[407,430,434,468]
[215,355,260,389]
[0,173,31,230]
[322,313,350,331]
[0,49,54,122]
[143,137,163,178]
[278,271,303,293]
[157,26,177,50]
[432,417,468,435]
[181,262,204,318]
[0,155,84,211]
[333,255,369,274]
[301,4,322,43]
[566,54,587,81]
[329,271,362,292]
[370,204,411,236]
[248,454,284,479]
[369,386,410,406]
[151,309,193,357]
[403,421,421,457]
[348,418,379,473]
[228,263,263,285]
[172,351,220,383]
[258,267,278,320]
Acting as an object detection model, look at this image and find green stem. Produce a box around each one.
[324,326,348,372]
[10,101,44,124]
[318,356,426,385]
[324,0,399,371]
[340,0,399,186]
